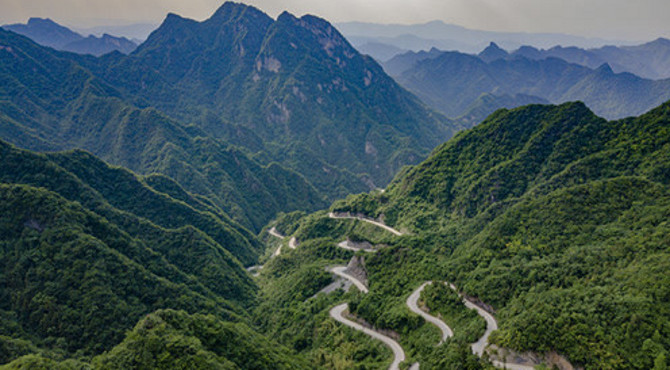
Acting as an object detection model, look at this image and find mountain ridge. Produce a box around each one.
[389,47,670,121]
[89,2,458,196]
[327,100,670,368]
[2,17,137,56]
[0,27,326,232]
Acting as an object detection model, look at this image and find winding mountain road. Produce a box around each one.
[406,282,453,343]
[269,227,285,256]
[447,283,536,370]
[288,236,298,249]
[268,226,285,239]
[328,212,404,236]
[330,303,405,370]
[337,240,376,253]
[329,266,369,293]
[246,265,263,277]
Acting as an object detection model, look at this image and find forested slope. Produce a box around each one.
[0,28,325,231]
[0,140,284,364]
[329,101,670,368]
[84,2,457,195]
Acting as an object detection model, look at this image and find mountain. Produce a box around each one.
[0,2,456,229]
[2,18,82,49]
[0,27,325,231]
[477,42,508,63]
[330,101,670,368]
[354,41,407,62]
[336,20,631,58]
[394,48,670,120]
[6,308,308,369]
[74,23,159,42]
[382,47,443,76]
[92,309,308,369]
[0,140,323,367]
[0,139,268,361]
[61,33,137,55]
[457,92,549,126]
[86,2,456,196]
[510,37,670,80]
[2,18,137,56]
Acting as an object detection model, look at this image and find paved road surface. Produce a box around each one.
[406,282,453,343]
[447,283,536,370]
[337,240,376,253]
[330,303,405,370]
[245,265,263,277]
[328,212,404,236]
[268,226,285,239]
[288,237,298,249]
[268,227,285,256]
[330,266,368,293]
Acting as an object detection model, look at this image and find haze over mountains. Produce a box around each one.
[1,1,669,369]
[2,18,137,56]
[336,20,634,61]
[385,42,670,121]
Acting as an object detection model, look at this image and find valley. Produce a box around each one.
[0,1,669,369]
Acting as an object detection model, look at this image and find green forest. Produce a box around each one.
[0,2,669,369]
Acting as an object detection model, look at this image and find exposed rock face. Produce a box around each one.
[346,255,368,287]
[97,2,455,198]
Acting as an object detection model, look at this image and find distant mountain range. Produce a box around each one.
[2,17,137,56]
[508,38,670,80]
[386,43,670,121]
[73,22,159,42]
[336,20,633,61]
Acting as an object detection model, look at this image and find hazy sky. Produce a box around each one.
[1,0,669,41]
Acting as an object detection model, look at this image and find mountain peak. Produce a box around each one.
[157,12,194,31]
[596,63,613,74]
[3,16,83,49]
[22,17,74,33]
[276,11,298,23]
[209,1,269,23]
[27,17,53,24]
[164,12,185,22]
[478,41,508,62]
[512,45,542,60]
[648,37,670,47]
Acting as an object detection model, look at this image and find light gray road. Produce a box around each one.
[406,282,453,343]
[337,240,376,253]
[268,226,285,239]
[245,265,263,277]
[330,266,369,293]
[328,212,404,236]
[447,283,536,370]
[268,227,285,256]
[330,303,405,370]
[288,237,298,249]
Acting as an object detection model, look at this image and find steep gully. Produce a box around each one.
[245,227,295,276]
